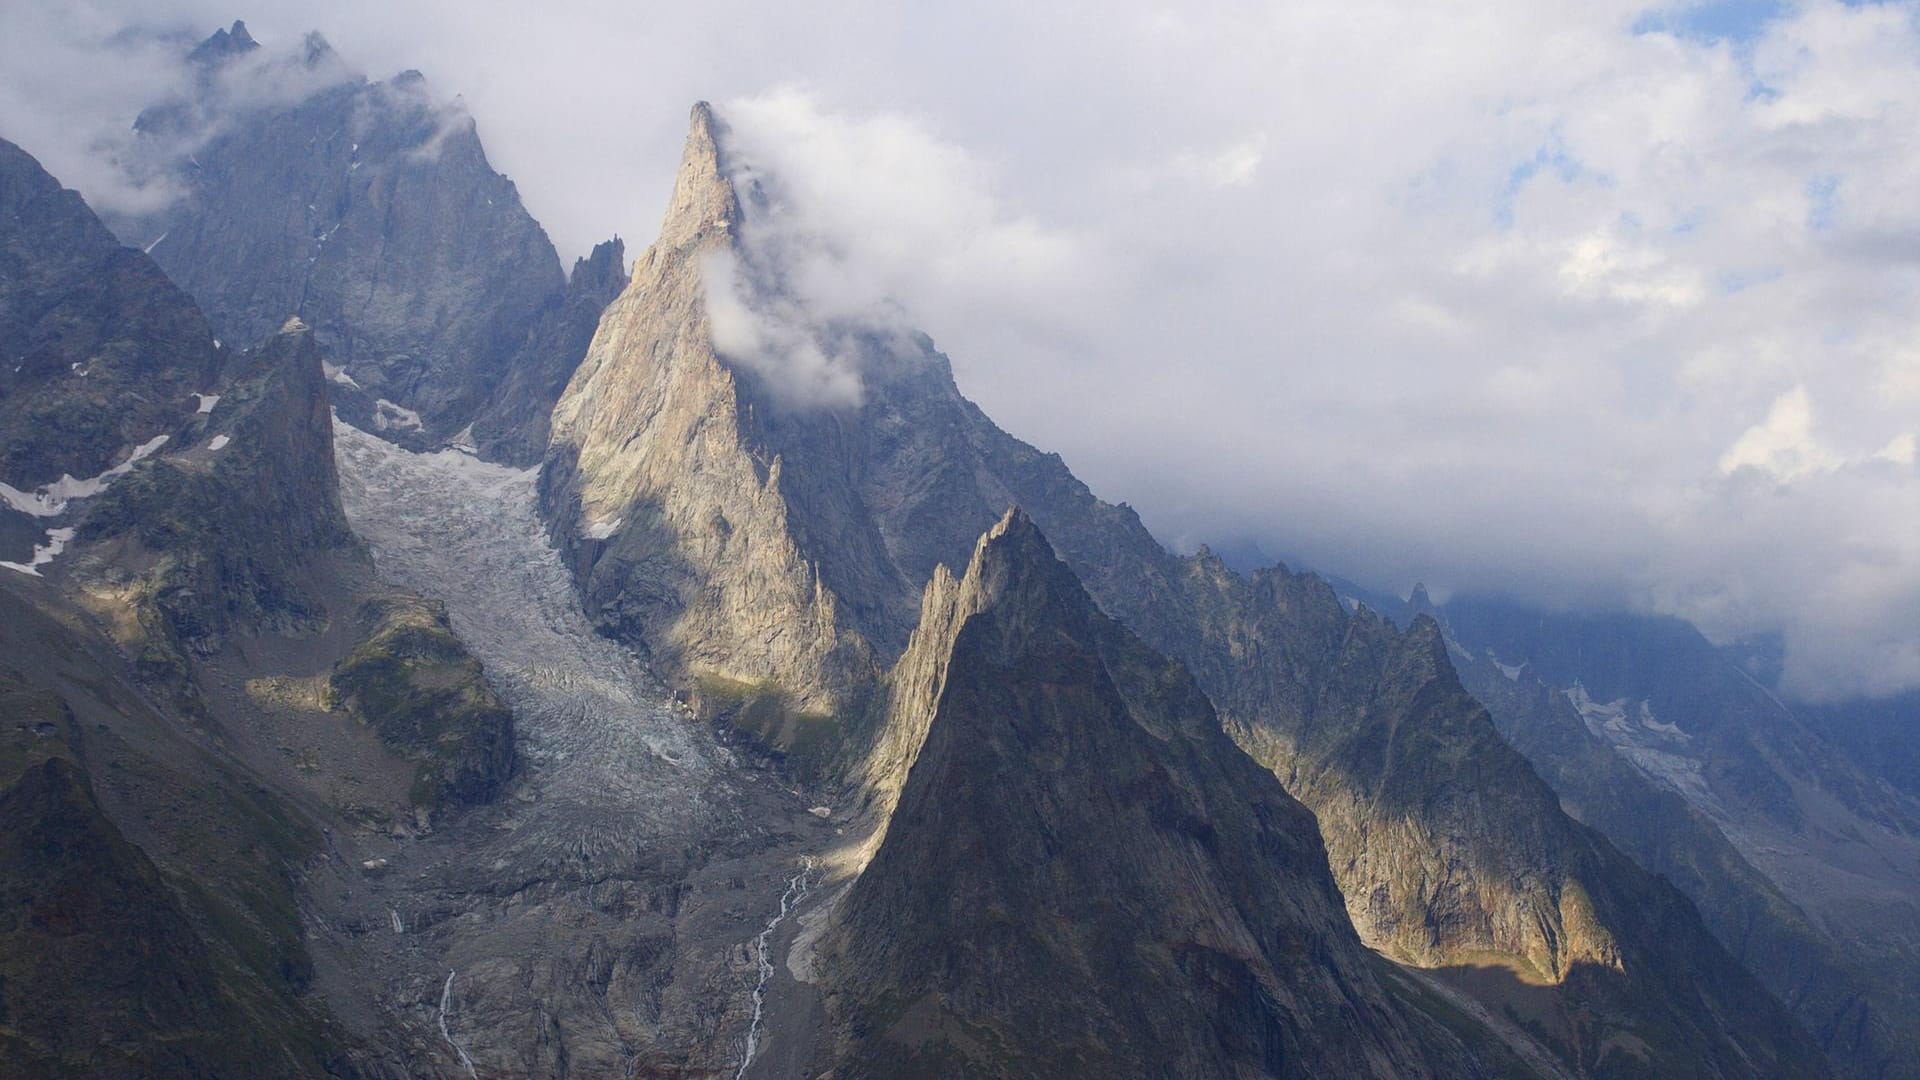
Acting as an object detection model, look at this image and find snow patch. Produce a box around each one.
[194,392,220,414]
[584,517,623,540]
[1566,683,1716,814]
[1636,700,1687,739]
[322,362,362,390]
[1490,652,1526,681]
[372,398,423,432]
[143,231,168,254]
[0,435,169,517]
[0,526,75,576]
[208,435,231,451]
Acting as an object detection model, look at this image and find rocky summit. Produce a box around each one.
[0,16,1910,1080]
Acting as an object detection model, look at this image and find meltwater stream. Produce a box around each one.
[737,858,816,1079]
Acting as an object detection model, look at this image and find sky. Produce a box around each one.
[3,0,1919,702]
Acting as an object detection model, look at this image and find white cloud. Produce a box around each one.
[699,247,867,410]
[9,0,1920,699]
[1717,386,1843,479]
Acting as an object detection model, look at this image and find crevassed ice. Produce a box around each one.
[0,434,169,518]
[332,419,714,830]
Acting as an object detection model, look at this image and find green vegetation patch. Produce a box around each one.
[330,593,513,814]
[692,672,850,783]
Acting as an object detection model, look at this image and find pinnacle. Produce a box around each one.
[655,101,740,250]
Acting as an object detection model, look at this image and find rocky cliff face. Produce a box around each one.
[74,319,356,663]
[0,136,352,654]
[544,104,892,716]
[469,238,628,464]
[825,511,1516,1078]
[119,27,593,453]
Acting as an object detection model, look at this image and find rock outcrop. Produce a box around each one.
[329,592,515,813]
[76,319,356,661]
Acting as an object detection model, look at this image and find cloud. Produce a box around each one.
[1717,386,1843,479]
[8,0,1920,700]
[697,89,1105,409]
[699,247,868,409]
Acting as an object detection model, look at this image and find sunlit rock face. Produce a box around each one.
[543,104,895,716]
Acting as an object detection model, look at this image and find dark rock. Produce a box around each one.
[469,236,628,464]
[828,510,1517,1077]
[0,137,219,486]
[77,319,357,655]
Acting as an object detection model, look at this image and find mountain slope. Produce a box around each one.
[822,511,1526,1078]
[0,133,537,1076]
[0,136,220,509]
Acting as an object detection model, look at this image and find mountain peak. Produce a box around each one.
[952,506,1095,650]
[657,101,740,250]
[829,509,1453,1076]
[187,20,260,66]
[572,237,626,291]
[1409,581,1437,618]
[974,504,1046,568]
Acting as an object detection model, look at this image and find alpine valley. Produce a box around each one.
[1,20,1914,1080]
